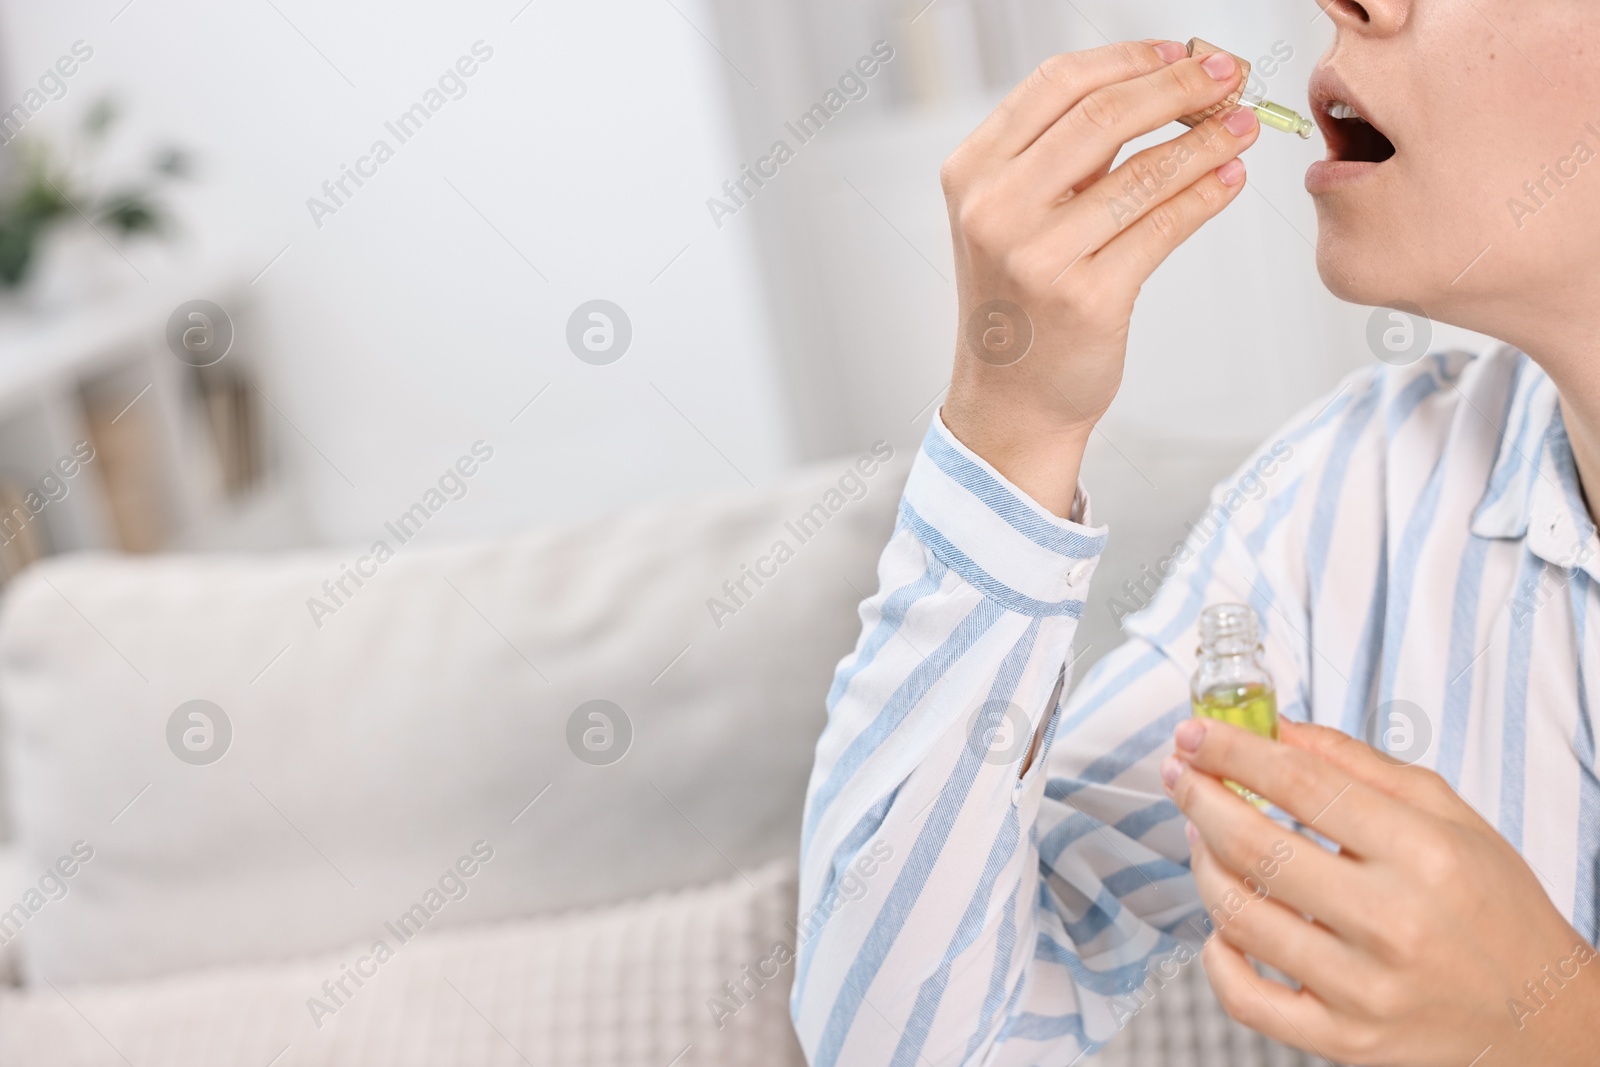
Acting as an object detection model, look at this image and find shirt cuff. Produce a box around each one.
[899,411,1108,616]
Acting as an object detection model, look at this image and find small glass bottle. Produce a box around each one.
[1191,603,1279,802]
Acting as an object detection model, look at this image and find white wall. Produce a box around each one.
[0,0,1498,647]
[0,0,795,547]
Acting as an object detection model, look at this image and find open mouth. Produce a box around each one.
[1318,99,1396,164]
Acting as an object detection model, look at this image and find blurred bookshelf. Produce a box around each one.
[0,268,309,587]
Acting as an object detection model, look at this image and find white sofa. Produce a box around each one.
[0,450,1322,1066]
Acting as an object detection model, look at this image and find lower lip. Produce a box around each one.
[1305,159,1385,194]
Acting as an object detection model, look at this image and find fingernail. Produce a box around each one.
[1161,755,1183,791]
[1185,821,1200,846]
[1217,159,1246,186]
[1201,52,1236,81]
[1175,718,1207,753]
[1153,41,1188,64]
[1223,107,1258,136]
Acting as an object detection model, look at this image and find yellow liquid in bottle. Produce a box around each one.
[1192,682,1278,803]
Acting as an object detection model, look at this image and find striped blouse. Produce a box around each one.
[791,346,1600,1065]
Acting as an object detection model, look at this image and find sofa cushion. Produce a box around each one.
[0,860,804,1066]
[0,449,906,983]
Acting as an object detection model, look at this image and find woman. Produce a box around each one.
[793,3,1600,1065]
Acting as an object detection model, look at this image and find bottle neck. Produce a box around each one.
[1194,605,1274,694]
[1197,603,1260,659]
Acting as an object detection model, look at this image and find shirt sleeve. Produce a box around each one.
[791,402,1327,1067]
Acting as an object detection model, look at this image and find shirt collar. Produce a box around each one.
[1470,350,1600,577]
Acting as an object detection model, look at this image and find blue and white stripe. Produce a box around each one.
[793,346,1600,1065]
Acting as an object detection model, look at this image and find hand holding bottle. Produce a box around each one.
[1163,719,1600,1067]
[938,41,1260,516]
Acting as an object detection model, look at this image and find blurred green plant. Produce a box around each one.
[0,95,189,288]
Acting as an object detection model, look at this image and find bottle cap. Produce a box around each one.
[1178,38,1250,129]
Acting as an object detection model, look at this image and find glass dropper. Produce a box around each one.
[1243,95,1314,139]
[1180,39,1316,140]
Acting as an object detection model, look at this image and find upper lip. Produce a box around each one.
[1309,65,1375,125]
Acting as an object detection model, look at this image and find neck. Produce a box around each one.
[1496,306,1600,528]
[1562,396,1600,529]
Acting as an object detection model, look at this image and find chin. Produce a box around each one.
[1314,201,1514,329]
[1311,215,1397,308]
